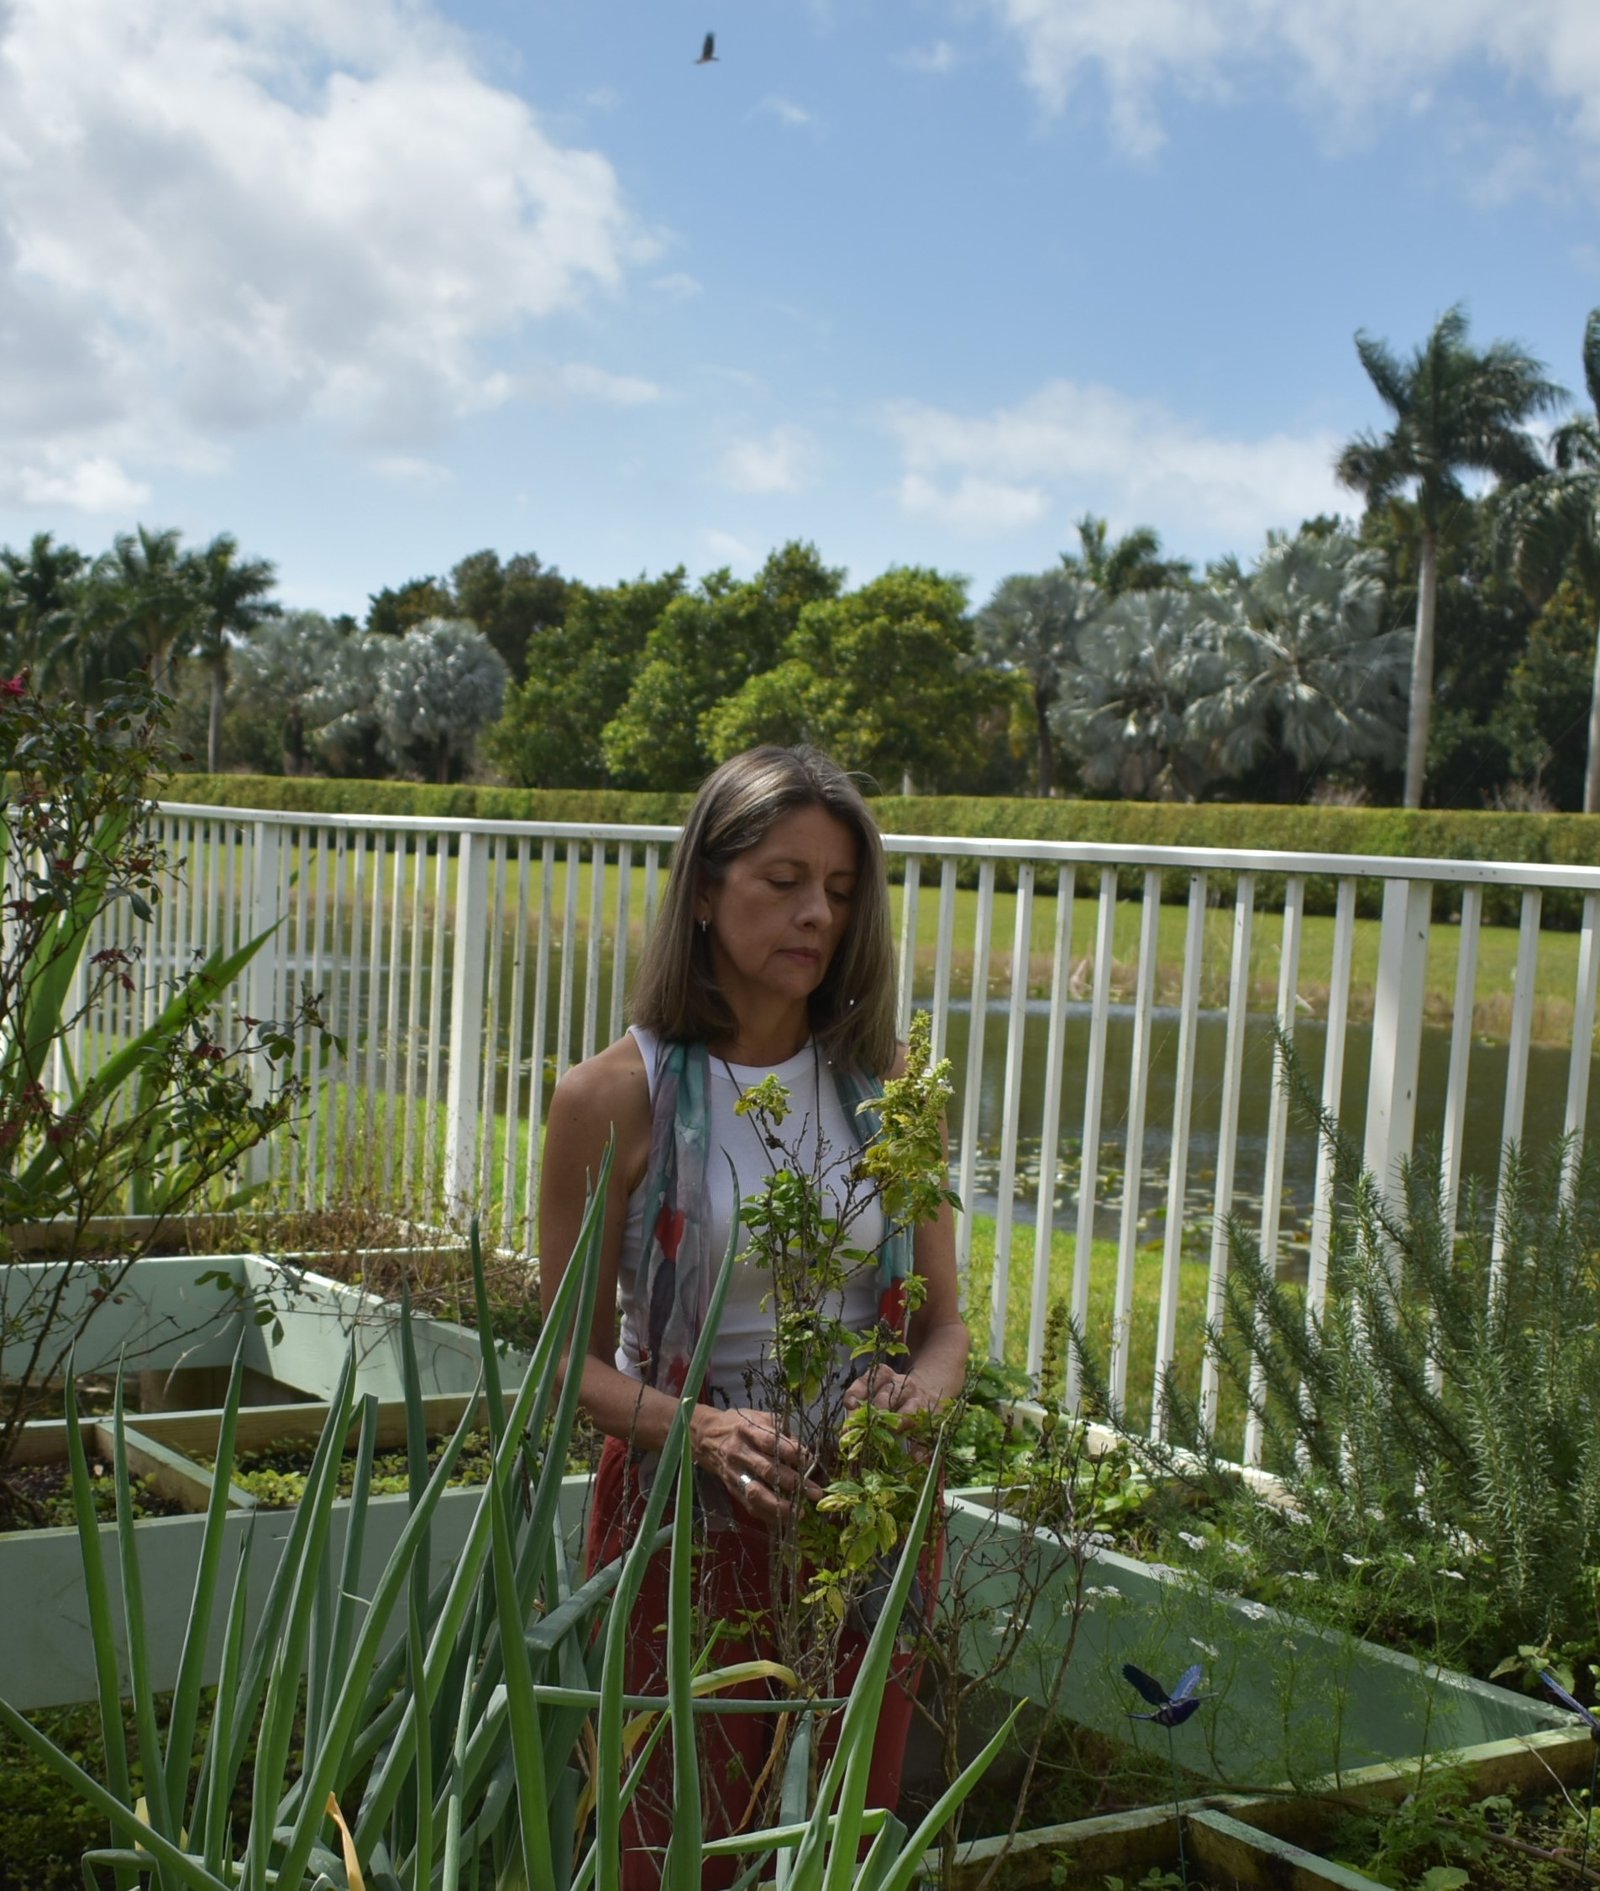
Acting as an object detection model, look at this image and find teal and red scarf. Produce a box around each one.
[633,1036,914,1406]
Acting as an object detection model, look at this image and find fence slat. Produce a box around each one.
[1492,888,1544,1276]
[1200,871,1256,1437]
[1566,891,1600,1194]
[988,863,1034,1361]
[1028,868,1076,1387]
[1153,873,1207,1439]
[1067,867,1118,1410]
[954,859,995,1284]
[1109,870,1162,1413]
[1439,884,1483,1235]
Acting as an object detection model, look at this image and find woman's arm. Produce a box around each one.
[538,1038,819,1519]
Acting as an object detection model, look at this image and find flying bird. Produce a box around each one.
[1123,1662,1213,1729]
[695,32,718,64]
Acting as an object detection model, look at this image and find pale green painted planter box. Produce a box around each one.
[942,1489,1568,1783]
[922,1725,1599,1889]
[0,1252,546,1710]
[0,1251,499,1405]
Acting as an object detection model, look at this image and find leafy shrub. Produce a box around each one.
[1141,1059,1600,1682]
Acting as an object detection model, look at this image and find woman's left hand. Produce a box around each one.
[840,1363,949,1421]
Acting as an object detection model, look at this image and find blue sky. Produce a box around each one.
[2,0,1598,620]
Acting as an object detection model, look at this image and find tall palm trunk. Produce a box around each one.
[208,655,226,774]
[1033,680,1055,797]
[1587,611,1600,814]
[1404,529,1438,808]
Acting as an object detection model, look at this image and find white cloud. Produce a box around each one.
[884,380,1344,543]
[718,425,823,495]
[701,529,762,570]
[984,0,1600,163]
[0,0,645,508]
[758,94,817,129]
[540,363,663,406]
[12,456,153,513]
[371,455,454,487]
[896,40,959,75]
[900,474,1050,535]
[652,271,704,302]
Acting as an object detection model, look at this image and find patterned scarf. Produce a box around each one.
[631,1036,913,1511]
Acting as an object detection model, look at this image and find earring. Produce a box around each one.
[698,917,709,937]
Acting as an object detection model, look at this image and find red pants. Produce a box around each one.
[584,1434,932,1891]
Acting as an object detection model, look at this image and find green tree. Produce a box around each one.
[602,541,843,790]
[365,576,456,639]
[486,569,687,787]
[1354,494,1534,806]
[1501,307,1600,811]
[706,567,986,792]
[1498,579,1595,809]
[974,568,1101,796]
[1066,513,1192,595]
[1055,588,1219,801]
[1191,528,1409,802]
[1335,305,1562,807]
[0,532,88,691]
[448,548,571,683]
[184,533,279,773]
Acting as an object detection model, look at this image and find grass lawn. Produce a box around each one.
[172,834,1592,1045]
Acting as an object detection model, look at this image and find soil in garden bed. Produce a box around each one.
[0,1456,187,1533]
[1321,1774,1600,1890]
[904,1696,1190,1844]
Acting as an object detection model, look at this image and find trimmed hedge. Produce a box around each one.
[161,776,1600,926]
[162,773,695,826]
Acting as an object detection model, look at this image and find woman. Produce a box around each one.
[539,745,968,1886]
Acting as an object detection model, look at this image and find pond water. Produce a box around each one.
[937,997,1595,1249]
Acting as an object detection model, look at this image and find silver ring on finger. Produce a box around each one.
[739,1471,756,1493]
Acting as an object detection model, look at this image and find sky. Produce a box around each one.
[3,0,1600,622]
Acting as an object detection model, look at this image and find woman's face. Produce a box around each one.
[699,804,859,1020]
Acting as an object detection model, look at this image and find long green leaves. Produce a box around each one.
[0,1148,1008,1890]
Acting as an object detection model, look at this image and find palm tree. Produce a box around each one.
[0,532,88,691]
[1501,309,1600,812]
[186,534,279,772]
[1067,514,1191,596]
[1055,588,1220,801]
[82,526,199,698]
[1190,528,1410,802]
[1336,305,1563,807]
[974,568,1102,794]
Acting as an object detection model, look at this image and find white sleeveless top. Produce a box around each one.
[616,1026,886,1409]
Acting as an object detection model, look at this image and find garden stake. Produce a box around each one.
[1124,1663,1214,1891]
[1542,1672,1600,1883]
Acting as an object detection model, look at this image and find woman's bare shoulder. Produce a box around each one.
[547,1036,652,1179]
[552,1034,649,1120]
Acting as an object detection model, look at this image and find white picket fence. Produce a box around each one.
[70,802,1600,1459]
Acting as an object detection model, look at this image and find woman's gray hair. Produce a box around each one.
[629,746,896,1075]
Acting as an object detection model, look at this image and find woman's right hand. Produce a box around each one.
[690,1406,825,1521]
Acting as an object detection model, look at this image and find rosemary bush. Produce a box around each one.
[1151,1075,1600,1683]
